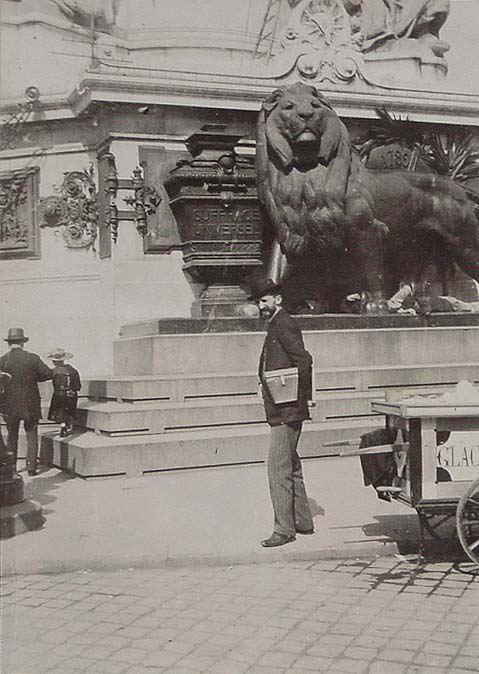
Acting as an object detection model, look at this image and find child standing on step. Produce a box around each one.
[47,349,81,437]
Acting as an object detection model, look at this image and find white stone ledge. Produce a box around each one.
[0,274,101,286]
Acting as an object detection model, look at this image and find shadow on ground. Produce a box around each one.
[24,465,76,516]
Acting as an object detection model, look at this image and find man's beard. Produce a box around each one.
[259,306,275,320]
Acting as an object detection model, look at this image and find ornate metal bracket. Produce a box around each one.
[123,166,162,238]
[0,87,41,152]
[99,153,161,242]
[40,166,98,249]
[102,152,120,243]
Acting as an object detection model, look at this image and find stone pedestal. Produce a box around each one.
[164,127,265,318]
[191,284,249,318]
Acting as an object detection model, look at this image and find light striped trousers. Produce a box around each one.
[267,421,314,537]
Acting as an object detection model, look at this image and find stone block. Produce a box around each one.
[39,418,377,477]
[113,324,479,376]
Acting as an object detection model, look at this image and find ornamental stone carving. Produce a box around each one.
[40,167,98,250]
[0,167,40,260]
[280,0,362,84]
[276,0,450,84]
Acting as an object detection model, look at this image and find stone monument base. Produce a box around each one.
[39,313,479,478]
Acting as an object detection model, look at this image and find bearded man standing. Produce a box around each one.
[249,276,315,548]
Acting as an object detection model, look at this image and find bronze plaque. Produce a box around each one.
[176,201,262,242]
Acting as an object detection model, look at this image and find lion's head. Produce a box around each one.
[256,83,352,269]
[258,82,346,171]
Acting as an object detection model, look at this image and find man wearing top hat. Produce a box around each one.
[249,275,315,547]
[0,328,52,476]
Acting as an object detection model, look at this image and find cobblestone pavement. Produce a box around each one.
[1,556,478,674]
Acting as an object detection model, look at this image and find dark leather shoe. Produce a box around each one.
[261,532,295,548]
[296,528,314,535]
[27,469,38,477]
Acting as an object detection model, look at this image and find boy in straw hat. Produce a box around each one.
[47,348,81,438]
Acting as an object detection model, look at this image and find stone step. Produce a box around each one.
[80,362,479,402]
[113,325,479,375]
[75,385,449,435]
[39,418,378,478]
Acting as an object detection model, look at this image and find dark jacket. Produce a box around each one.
[0,348,52,422]
[259,308,313,426]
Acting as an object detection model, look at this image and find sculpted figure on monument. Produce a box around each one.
[50,0,119,31]
[284,0,450,62]
[9,0,120,32]
[256,82,479,311]
[342,0,450,56]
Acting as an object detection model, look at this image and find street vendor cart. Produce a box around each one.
[347,381,479,566]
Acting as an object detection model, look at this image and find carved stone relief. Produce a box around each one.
[40,167,98,250]
[0,167,40,260]
[275,0,450,84]
[280,0,362,84]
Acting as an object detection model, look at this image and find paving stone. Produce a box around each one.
[111,647,149,664]
[423,640,461,656]
[40,643,85,660]
[377,648,417,664]
[306,642,347,658]
[329,657,370,672]
[343,646,378,660]
[406,665,452,674]
[142,650,182,667]
[461,644,479,657]
[352,636,390,649]
[256,649,299,668]
[122,665,163,674]
[3,558,479,674]
[368,661,408,673]
[86,620,122,635]
[172,654,218,671]
[276,639,310,654]
[94,635,132,649]
[226,646,262,664]
[68,631,105,646]
[320,633,355,646]
[412,651,453,668]
[289,655,334,671]
[84,661,129,673]
[207,658,253,673]
[387,638,424,651]
[452,655,479,670]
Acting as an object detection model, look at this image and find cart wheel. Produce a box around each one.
[456,478,479,566]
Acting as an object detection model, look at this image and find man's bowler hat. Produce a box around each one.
[247,275,282,301]
[4,327,29,343]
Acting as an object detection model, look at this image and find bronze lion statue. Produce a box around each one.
[256,82,479,311]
